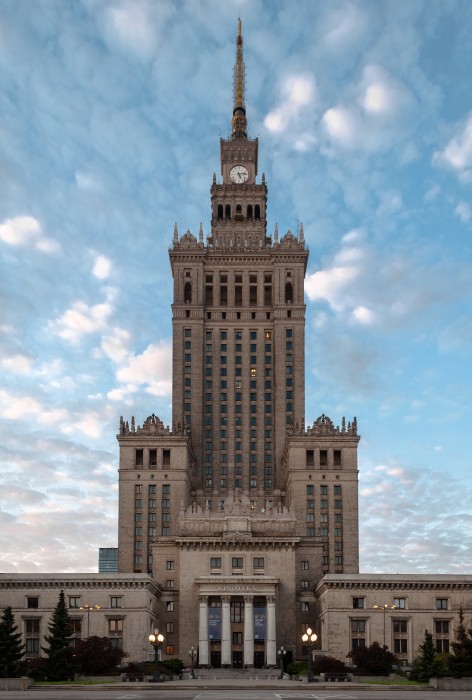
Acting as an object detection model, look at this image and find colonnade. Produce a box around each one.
[198,594,276,666]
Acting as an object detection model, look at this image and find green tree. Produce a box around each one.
[410,629,443,681]
[449,607,472,678]
[347,641,397,675]
[0,606,24,677]
[43,590,74,681]
[73,636,126,675]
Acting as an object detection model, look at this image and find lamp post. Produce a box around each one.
[301,626,317,682]
[79,604,100,638]
[188,646,197,678]
[373,604,396,647]
[149,628,164,682]
[277,645,286,678]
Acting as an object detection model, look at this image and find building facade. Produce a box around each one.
[0,574,160,664]
[117,21,360,667]
[315,574,472,664]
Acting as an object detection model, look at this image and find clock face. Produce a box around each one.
[230,165,249,183]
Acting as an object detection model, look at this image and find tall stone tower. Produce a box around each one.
[117,21,360,667]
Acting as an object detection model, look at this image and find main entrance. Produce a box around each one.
[232,650,243,668]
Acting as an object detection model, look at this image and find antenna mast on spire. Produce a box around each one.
[232,18,247,138]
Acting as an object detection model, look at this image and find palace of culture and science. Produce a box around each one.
[116,20,359,668]
[1,22,470,671]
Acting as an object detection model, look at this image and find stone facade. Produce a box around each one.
[0,574,160,664]
[315,574,472,664]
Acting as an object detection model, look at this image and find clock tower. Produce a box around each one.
[210,19,268,250]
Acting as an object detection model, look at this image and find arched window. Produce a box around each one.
[217,204,223,220]
[247,204,253,220]
[236,204,242,214]
[225,204,231,220]
[255,204,261,220]
[184,282,192,304]
[285,282,293,303]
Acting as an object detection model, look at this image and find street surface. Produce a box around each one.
[1,689,472,700]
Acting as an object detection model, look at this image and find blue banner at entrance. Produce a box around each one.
[208,607,222,640]
[254,607,266,640]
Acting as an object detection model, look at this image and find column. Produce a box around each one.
[243,595,254,667]
[198,596,209,666]
[266,595,276,666]
[221,596,231,666]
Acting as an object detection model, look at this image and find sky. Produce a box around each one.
[0,0,471,576]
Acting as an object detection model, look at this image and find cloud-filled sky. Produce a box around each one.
[1,0,471,575]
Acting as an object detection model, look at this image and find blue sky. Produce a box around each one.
[0,0,471,575]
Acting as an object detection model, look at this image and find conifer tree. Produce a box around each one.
[411,629,442,680]
[450,606,472,678]
[0,606,24,677]
[43,590,74,681]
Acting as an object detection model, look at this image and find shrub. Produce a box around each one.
[313,655,347,674]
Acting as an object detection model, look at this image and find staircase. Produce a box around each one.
[194,668,281,680]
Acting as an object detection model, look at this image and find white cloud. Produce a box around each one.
[305,265,360,310]
[101,327,131,363]
[0,216,59,252]
[51,288,117,343]
[322,65,415,153]
[352,305,376,325]
[433,113,472,180]
[1,354,34,375]
[92,254,112,280]
[264,74,316,135]
[113,340,172,399]
[455,201,471,222]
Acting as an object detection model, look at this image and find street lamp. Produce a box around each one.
[79,604,100,638]
[188,646,197,678]
[301,626,317,682]
[277,645,287,678]
[373,604,396,647]
[148,628,164,682]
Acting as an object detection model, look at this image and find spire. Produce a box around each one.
[232,18,247,139]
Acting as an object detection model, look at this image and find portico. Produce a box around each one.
[196,577,278,668]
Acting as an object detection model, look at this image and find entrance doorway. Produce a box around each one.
[210,650,221,668]
[254,650,264,668]
[232,650,243,668]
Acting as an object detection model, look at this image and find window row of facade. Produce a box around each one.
[135,448,171,469]
[352,596,452,610]
[349,618,451,655]
[22,617,124,657]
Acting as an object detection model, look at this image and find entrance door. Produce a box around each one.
[254,650,264,668]
[232,650,243,668]
[210,650,221,668]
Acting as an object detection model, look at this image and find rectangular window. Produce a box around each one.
[166,622,174,633]
[110,596,122,608]
[166,602,174,612]
[210,557,222,569]
[320,449,328,466]
[306,485,314,495]
[306,450,314,468]
[166,580,174,588]
[301,560,309,570]
[334,449,342,466]
[68,596,80,608]
[253,557,264,569]
[301,580,310,589]
[166,560,174,570]
[436,598,448,610]
[232,557,243,569]
[163,449,171,466]
[27,597,39,609]
[394,598,406,609]
[436,620,449,634]
[353,598,365,609]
